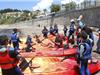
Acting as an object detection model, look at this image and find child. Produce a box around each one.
[42,26,48,38]
[77,31,91,75]
[63,25,68,36]
[68,19,75,41]
[55,34,63,48]
[10,28,22,50]
[49,26,54,35]
[96,30,100,53]
[0,35,23,75]
[25,35,34,52]
[54,24,58,35]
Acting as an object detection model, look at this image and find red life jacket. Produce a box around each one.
[0,48,19,70]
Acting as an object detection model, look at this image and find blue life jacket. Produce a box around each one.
[11,33,18,42]
[78,43,91,60]
[42,29,48,34]
[86,39,93,48]
[50,27,54,33]
[70,24,75,32]
[89,32,94,41]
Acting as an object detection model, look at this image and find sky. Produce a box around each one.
[0,0,84,11]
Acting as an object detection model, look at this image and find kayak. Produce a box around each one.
[20,48,77,58]
[23,58,100,75]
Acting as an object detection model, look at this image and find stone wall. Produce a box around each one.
[32,6,100,28]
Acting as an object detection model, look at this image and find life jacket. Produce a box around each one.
[26,37,32,44]
[77,43,91,60]
[69,24,75,32]
[63,27,67,32]
[11,33,18,42]
[0,47,19,70]
[50,27,54,33]
[42,29,48,34]
[54,26,58,31]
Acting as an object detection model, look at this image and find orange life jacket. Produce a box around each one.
[0,48,19,70]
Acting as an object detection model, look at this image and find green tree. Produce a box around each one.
[22,10,31,13]
[63,1,76,11]
[50,4,61,26]
[0,8,21,14]
[50,4,61,13]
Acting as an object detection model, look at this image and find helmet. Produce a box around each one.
[70,19,75,23]
[99,31,100,34]
[0,47,6,53]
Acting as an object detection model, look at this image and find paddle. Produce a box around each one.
[19,56,35,72]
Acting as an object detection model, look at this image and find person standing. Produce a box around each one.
[63,25,68,36]
[77,15,94,46]
[68,19,75,41]
[77,31,91,75]
[10,28,22,50]
[0,35,23,75]
[96,29,100,53]
[77,16,94,61]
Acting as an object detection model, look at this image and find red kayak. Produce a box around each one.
[26,59,100,75]
[20,48,77,58]
[20,48,100,75]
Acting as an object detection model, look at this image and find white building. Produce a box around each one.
[77,0,100,9]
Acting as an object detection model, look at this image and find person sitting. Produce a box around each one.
[10,28,22,50]
[55,34,63,48]
[0,35,24,75]
[49,26,54,35]
[54,24,58,35]
[63,36,69,49]
[35,35,42,43]
[25,35,34,52]
[42,26,48,38]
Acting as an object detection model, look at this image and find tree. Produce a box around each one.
[50,4,61,13]
[50,4,61,26]
[63,1,76,11]
[22,10,31,13]
[0,8,21,14]
[43,9,47,16]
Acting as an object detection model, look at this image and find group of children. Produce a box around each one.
[41,15,100,75]
[0,15,99,75]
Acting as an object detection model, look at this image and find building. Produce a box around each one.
[77,0,100,9]
[4,12,23,18]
